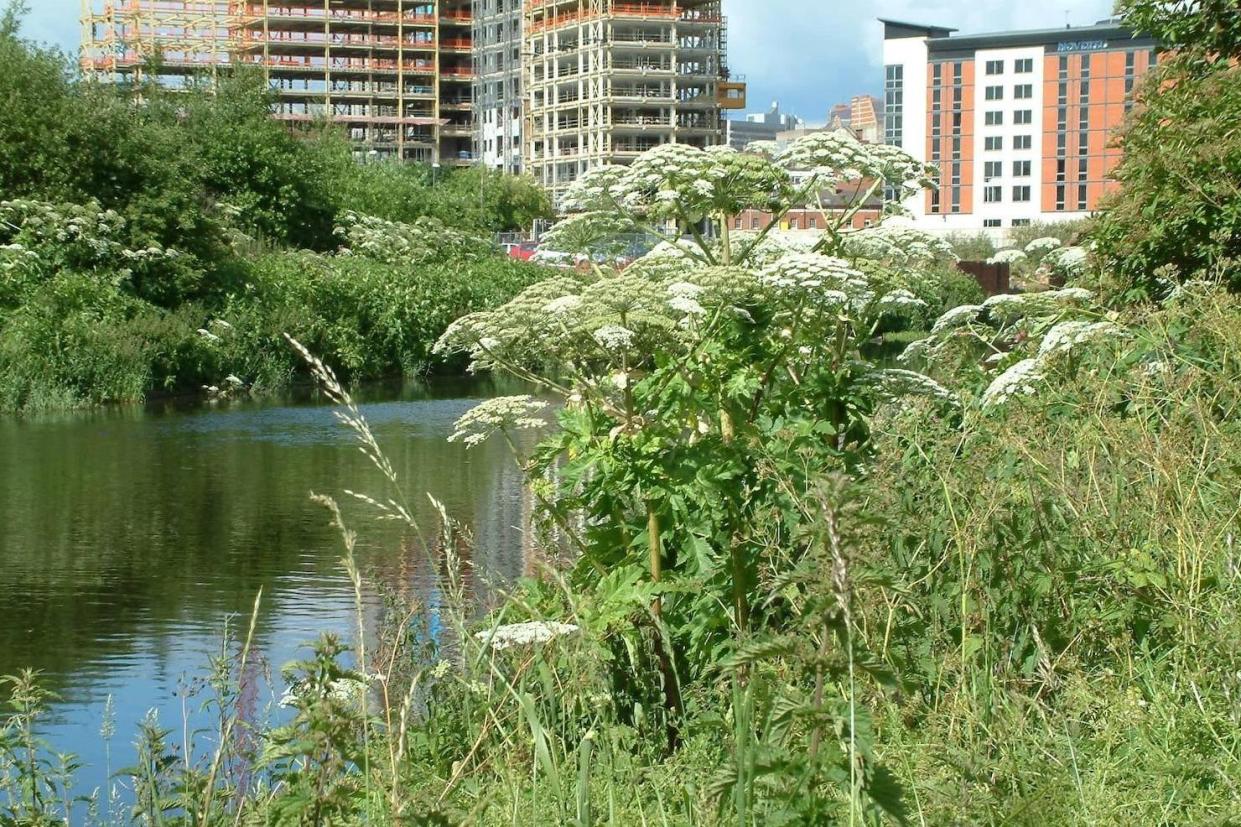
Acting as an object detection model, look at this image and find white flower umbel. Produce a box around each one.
[930,304,984,334]
[475,621,580,651]
[1037,320,1124,358]
[544,295,584,316]
[1044,246,1089,276]
[867,368,960,406]
[759,253,870,308]
[1024,237,1063,255]
[988,249,1028,265]
[668,295,707,317]
[841,225,956,266]
[667,281,704,299]
[593,324,636,352]
[1048,285,1093,302]
[897,336,934,365]
[449,396,548,448]
[981,358,1045,408]
[877,289,927,311]
[559,164,633,213]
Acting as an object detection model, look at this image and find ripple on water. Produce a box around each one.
[0,381,533,802]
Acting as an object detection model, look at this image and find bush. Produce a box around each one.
[945,232,996,262]
[1092,61,1241,296]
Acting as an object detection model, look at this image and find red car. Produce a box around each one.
[502,241,538,262]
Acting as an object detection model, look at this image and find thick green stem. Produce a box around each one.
[646,502,683,748]
[647,502,663,617]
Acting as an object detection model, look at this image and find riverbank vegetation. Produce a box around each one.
[3,1,1240,824]
[0,4,551,413]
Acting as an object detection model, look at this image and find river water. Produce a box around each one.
[0,379,533,801]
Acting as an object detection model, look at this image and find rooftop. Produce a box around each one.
[882,17,1155,53]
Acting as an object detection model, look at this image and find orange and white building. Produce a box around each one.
[881,17,1159,234]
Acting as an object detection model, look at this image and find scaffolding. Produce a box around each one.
[472,0,523,174]
[522,0,743,202]
[81,1,476,164]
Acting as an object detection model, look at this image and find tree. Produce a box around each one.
[1092,2,1241,295]
[1117,0,1241,70]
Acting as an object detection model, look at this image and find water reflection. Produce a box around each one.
[0,378,536,797]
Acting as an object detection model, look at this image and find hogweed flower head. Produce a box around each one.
[988,249,1028,265]
[981,358,1045,408]
[593,324,636,352]
[449,396,548,448]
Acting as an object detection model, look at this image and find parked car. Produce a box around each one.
[502,241,538,261]
[530,249,574,268]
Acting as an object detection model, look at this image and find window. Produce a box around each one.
[985,85,1004,100]
[985,110,1004,126]
[984,161,1002,179]
[1014,135,1033,150]
[985,59,1004,75]
[884,64,905,148]
[808,217,817,229]
[1012,185,1031,202]
[1078,184,1088,210]
[1014,109,1032,125]
[1015,58,1034,73]
[1013,160,1031,177]
[983,219,1002,228]
[1015,84,1033,99]
[985,136,1003,151]
[984,186,1003,203]
[1011,218,1031,227]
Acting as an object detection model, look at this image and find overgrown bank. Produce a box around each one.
[2,0,1240,824]
[0,7,552,412]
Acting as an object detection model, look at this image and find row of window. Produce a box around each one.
[931,134,1035,161]
[984,219,1033,228]
[984,83,1034,100]
[983,185,1033,203]
[984,160,1032,178]
[983,134,1033,151]
[984,109,1033,125]
[985,58,1034,75]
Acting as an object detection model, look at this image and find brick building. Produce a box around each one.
[881,17,1158,234]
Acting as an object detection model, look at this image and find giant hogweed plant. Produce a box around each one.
[434,133,952,819]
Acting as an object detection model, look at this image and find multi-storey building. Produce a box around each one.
[826,95,883,144]
[472,0,524,172]
[81,1,476,164]
[726,100,803,150]
[881,17,1158,233]
[522,0,745,204]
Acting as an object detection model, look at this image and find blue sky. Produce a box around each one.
[24,0,1116,122]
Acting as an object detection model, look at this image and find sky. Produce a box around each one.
[23,0,1116,123]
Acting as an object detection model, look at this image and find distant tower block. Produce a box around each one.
[80,0,477,165]
[522,0,743,206]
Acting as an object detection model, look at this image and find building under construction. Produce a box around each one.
[80,1,476,164]
[472,0,524,173]
[522,0,745,202]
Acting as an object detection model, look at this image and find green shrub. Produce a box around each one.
[1092,62,1241,295]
